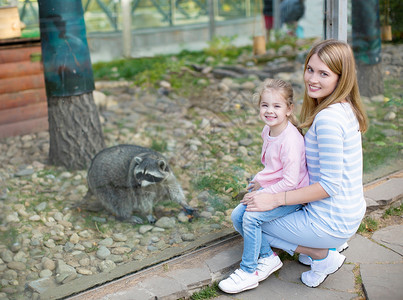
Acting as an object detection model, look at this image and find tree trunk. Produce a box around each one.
[48,92,105,170]
[356,61,384,98]
[38,0,105,170]
[352,0,384,97]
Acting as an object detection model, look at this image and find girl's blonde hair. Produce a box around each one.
[299,39,368,132]
[253,78,299,128]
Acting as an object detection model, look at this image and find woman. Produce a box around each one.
[242,39,368,288]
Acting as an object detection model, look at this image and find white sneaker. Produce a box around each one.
[256,253,283,282]
[299,242,349,266]
[301,249,346,288]
[218,269,259,294]
[298,253,312,266]
[337,242,349,252]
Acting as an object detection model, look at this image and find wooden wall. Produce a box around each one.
[0,40,48,139]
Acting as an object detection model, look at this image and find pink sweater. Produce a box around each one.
[254,121,309,194]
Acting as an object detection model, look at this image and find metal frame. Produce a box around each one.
[324,0,348,41]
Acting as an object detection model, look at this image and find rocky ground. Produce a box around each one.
[0,43,402,299]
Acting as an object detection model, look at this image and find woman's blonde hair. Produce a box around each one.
[253,78,299,128]
[299,39,368,132]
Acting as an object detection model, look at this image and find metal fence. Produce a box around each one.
[5,0,259,34]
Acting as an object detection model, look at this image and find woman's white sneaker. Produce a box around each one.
[337,242,349,252]
[256,253,283,281]
[298,254,312,266]
[301,249,346,288]
[218,269,259,294]
[299,242,349,266]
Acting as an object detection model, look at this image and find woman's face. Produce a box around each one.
[304,54,339,103]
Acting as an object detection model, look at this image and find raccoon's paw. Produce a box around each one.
[146,214,157,224]
[128,215,144,224]
[183,206,197,216]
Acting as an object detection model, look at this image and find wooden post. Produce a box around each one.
[170,0,176,26]
[208,0,215,40]
[273,0,281,30]
[122,0,132,58]
[325,0,348,41]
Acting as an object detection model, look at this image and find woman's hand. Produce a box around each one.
[241,191,280,212]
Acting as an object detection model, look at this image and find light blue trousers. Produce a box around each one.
[260,207,349,255]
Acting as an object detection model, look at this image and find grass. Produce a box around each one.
[151,139,168,152]
[362,86,402,173]
[192,168,247,199]
[190,283,220,300]
[384,202,403,217]
[357,217,379,233]
[356,202,403,237]
[353,264,365,298]
[0,227,19,248]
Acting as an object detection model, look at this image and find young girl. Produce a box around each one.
[218,79,309,294]
[242,39,368,289]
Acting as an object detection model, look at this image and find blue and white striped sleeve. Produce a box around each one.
[314,109,345,196]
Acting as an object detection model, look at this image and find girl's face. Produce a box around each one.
[259,89,292,137]
[304,53,339,103]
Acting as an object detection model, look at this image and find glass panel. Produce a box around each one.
[9,0,259,34]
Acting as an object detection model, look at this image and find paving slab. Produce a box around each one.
[277,259,356,292]
[372,224,403,255]
[205,242,242,281]
[345,234,402,264]
[165,266,212,290]
[276,260,310,284]
[106,286,155,300]
[140,275,189,300]
[361,263,403,300]
[215,274,357,300]
[365,177,403,206]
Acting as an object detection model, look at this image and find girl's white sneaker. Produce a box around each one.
[256,253,283,282]
[218,269,259,294]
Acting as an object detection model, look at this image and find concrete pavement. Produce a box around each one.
[66,171,403,300]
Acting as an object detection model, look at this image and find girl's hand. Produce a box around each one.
[242,192,279,212]
[248,181,261,192]
[241,190,256,205]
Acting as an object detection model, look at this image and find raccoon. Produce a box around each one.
[83,144,193,224]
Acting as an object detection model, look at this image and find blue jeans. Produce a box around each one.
[231,202,302,273]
